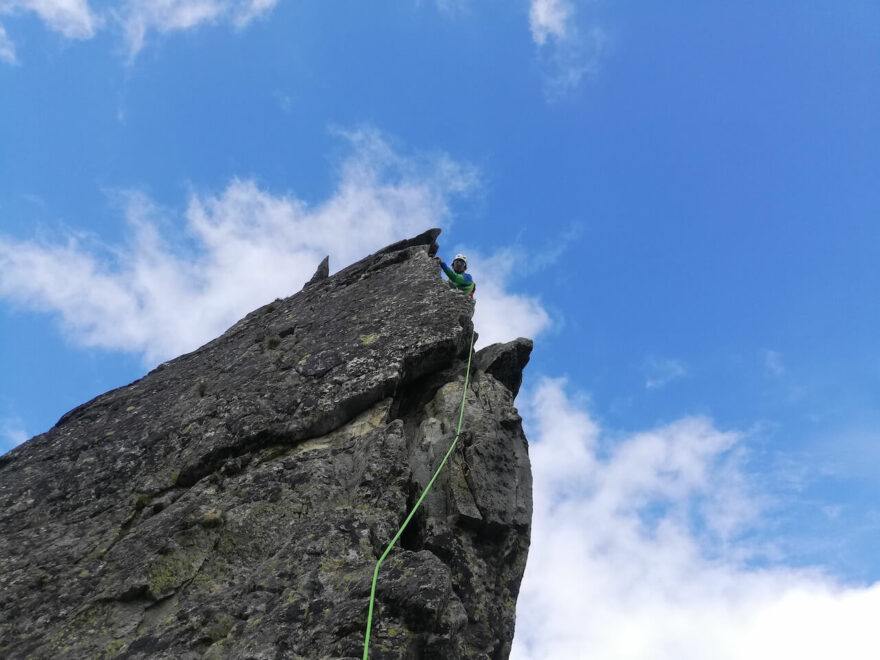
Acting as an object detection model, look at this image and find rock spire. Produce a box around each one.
[0,229,533,659]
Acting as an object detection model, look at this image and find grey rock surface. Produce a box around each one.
[0,229,533,659]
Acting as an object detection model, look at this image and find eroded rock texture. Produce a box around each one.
[0,229,533,659]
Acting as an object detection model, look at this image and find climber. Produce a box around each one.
[435,253,475,297]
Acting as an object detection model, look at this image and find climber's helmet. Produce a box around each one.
[452,254,468,273]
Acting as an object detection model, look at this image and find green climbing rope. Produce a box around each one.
[362,327,477,660]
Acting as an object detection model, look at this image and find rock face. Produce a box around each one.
[0,230,533,659]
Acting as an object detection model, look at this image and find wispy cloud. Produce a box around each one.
[758,348,809,405]
[0,128,548,364]
[512,378,880,659]
[0,0,276,61]
[529,0,572,45]
[4,0,602,80]
[501,221,585,276]
[528,0,607,97]
[0,22,15,62]
[0,0,99,39]
[644,355,688,389]
[116,0,278,58]
[763,349,786,377]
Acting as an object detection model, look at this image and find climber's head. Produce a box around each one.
[452,254,468,274]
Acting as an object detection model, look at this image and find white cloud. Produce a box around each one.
[0,0,275,61]
[529,0,571,45]
[443,226,580,349]
[117,0,278,57]
[0,0,99,39]
[2,1,597,78]
[511,378,880,660]
[644,355,687,389]
[0,129,550,365]
[0,22,15,62]
[463,247,552,349]
[528,0,607,97]
[232,0,276,27]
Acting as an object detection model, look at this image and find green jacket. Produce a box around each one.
[440,261,475,296]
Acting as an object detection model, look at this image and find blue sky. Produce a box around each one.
[2,2,879,657]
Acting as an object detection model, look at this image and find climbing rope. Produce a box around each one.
[362,326,477,660]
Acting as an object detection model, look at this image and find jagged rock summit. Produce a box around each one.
[0,229,533,659]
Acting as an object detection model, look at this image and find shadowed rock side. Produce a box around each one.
[0,229,533,660]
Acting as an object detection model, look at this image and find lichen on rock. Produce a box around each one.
[0,228,533,659]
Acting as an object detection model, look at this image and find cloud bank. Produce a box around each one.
[0,129,550,364]
[511,378,880,659]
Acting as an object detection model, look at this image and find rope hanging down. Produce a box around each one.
[362,326,477,660]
